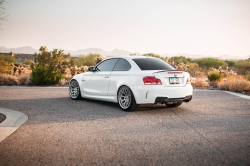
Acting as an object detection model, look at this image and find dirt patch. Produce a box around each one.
[0,113,6,123]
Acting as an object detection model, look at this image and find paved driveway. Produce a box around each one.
[0,87,249,166]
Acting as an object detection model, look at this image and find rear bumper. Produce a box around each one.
[130,84,193,104]
[154,95,192,104]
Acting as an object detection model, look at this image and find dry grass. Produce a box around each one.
[58,79,67,86]
[218,76,250,92]
[192,79,209,87]
[18,75,30,85]
[0,74,18,86]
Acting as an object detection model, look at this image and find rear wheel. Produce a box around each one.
[118,86,139,112]
[69,80,81,100]
[165,101,182,108]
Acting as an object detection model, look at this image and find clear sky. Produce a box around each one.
[0,0,250,57]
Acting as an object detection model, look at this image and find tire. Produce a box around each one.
[165,101,183,108]
[69,80,81,100]
[117,86,139,112]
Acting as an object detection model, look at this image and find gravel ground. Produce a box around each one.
[0,113,6,123]
[0,87,250,166]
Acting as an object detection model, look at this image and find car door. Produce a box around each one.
[108,58,132,96]
[84,58,118,96]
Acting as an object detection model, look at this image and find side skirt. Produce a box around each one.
[81,92,118,103]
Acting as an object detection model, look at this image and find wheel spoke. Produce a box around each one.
[118,87,132,109]
[69,80,79,99]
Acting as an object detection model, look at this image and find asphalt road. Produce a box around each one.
[0,87,250,166]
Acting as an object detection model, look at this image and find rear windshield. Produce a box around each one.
[133,58,175,70]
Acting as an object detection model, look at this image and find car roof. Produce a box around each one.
[106,56,156,60]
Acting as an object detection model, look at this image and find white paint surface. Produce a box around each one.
[0,108,28,142]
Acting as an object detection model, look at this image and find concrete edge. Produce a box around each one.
[0,108,28,142]
[194,89,250,100]
[222,91,250,100]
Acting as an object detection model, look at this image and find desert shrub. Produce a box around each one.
[175,62,188,71]
[0,59,12,74]
[207,71,224,82]
[0,54,18,64]
[248,75,250,81]
[22,59,34,65]
[193,79,209,87]
[18,75,30,85]
[228,80,250,92]
[194,58,224,69]
[0,74,18,86]
[74,53,102,67]
[236,59,250,74]
[31,46,72,85]
[218,76,250,92]
[31,66,63,85]
[226,60,237,67]
[58,79,67,86]
[186,62,200,77]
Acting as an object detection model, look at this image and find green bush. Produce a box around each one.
[0,54,18,64]
[74,53,101,67]
[170,56,190,64]
[194,58,224,69]
[31,46,71,85]
[236,59,250,74]
[226,60,237,67]
[207,71,224,82]
[22,59,34,65]
[31,66,63,85]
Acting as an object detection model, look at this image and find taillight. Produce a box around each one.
[186,78,191,84]
[143,76,162,85]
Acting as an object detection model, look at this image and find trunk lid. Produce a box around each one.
[153,70,189,87]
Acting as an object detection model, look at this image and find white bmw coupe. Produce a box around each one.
[69,56,193,111]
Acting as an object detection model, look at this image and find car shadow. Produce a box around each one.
[0,96,187,125]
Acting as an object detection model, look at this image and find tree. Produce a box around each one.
[236,59,250,74]
[0,59,11,74]
[186,62,200,77]
[193,58,224,69]
[0,0,9,30]
[170,56,189,64]
[31,46,72,85]
[225,60,237,67]
[0,54,18,64]
[74,53,101,67]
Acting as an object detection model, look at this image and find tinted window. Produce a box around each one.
[96,59,118,71]
[113,59,131,71]
[133,58,175,70]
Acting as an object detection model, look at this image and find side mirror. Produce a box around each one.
[88,67,96,72]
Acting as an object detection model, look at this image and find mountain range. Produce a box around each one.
[0,46,133,56]
[0,46,249,60]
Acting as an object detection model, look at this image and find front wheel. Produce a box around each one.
[165,101,182,108]
[117,86,139,112]
[69,80,81,100]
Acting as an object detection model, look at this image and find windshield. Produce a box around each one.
[133,58,175,70]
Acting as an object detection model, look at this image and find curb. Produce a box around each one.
[0,108,28,142]
[223,91,250,100]
[194,89,250,100]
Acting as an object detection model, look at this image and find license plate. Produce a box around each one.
[169,77,179,84]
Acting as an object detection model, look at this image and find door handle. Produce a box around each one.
[104,75,109,78]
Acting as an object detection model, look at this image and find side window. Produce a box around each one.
[96,59,118,71]
[113,59,131,71]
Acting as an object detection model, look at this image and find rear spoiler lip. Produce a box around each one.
[153,70,188,74]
